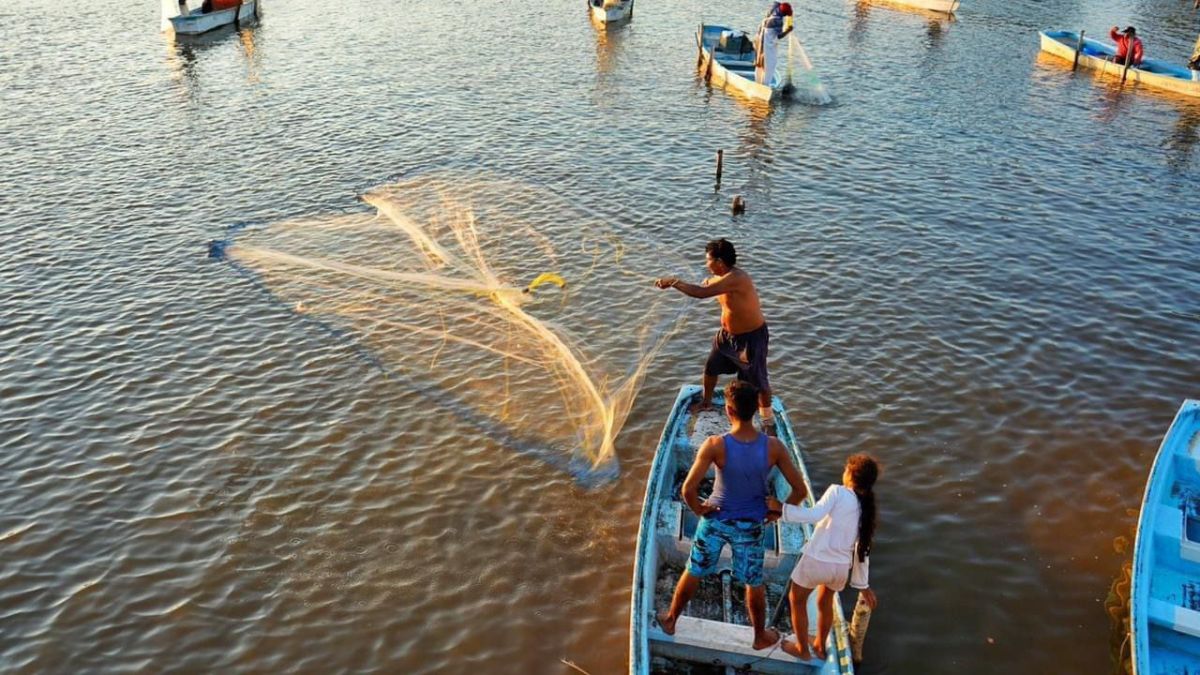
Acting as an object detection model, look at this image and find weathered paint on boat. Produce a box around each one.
[588,0,633,25]
[1039,30,1200,99]
[1131,400,1200,675]
[696,24,790,103]
[629,385,855,674]
[169,0,258,35]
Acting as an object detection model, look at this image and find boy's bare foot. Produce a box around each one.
[689,400,715,414]
[780,638,812,661]
[811,636,827,660]
[752,627,781,650]
[656,611,677,636]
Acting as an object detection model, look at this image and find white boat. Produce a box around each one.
[866,0,959,15]
[588,0,633,25]
[629,385,855,674]
[696,24,794,103]
[162,0,259,35]
[1039,30,1200,99]
[1131,400,1200,674]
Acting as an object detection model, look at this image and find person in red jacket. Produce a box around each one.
[1110,26,1144,66]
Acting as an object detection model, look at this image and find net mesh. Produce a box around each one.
[221,173,688,474]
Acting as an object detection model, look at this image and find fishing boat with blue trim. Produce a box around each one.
[696,24,793,103]
[1039,30,1200,98]
[1131,400,1200,674]
[629,385,854,674]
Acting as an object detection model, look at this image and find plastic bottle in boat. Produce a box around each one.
[849,591,872,664]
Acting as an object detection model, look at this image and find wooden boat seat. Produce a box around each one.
[1155,501,1200,564]
[663,499,780,555]
[1148,599,1200,638]
[647,615,818,675]
[716,57,757,71]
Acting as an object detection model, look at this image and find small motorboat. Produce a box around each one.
[588,0,633,25]
[1039,30,1200,98]
[163,0,259,35]
[1131,400,1200,673]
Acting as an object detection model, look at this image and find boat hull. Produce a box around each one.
[696,24,787,103]
[629,385,854,674]
[170,1,258,35]
[589,0,632,25]
[865,0,959,14]
[1132,400,1200,675]
[1039,30,1200,98]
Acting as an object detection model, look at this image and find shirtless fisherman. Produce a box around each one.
[655,238,776,433]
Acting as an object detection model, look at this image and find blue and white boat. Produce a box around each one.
[696,24,793,103]
[1132,400,1200,673]
[1039,30,1200,98]
[629,385,854,674]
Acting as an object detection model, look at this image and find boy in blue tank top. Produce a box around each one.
[657,381,808,650]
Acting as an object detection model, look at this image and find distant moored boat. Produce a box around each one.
[1132,400,1200,673]
[865,0,959,15]
[589,0,633,25]
[163,0,259,35]
[1039,30,1200,98]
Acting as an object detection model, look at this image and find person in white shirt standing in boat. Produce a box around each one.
[756,2,794,86]
[655,238,777,434]
[766,453,880,662]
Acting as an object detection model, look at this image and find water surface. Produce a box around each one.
[2,0,1199,672]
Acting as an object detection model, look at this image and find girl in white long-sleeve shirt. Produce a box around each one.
[767,453,880,662]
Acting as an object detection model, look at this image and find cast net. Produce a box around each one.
[220,173,688,475]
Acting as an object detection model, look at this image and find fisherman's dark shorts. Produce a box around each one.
[704,323,770,394]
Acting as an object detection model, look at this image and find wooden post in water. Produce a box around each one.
[715,149,724,185]
[233,0,242,28]
[1072,29,1085,70]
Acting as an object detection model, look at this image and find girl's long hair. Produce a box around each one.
[846,453,879,562]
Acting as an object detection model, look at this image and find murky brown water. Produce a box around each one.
[2,0,1199,672]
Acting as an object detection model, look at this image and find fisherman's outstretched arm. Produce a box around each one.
[655,274,737,298]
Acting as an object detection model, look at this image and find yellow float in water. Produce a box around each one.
[525,272,566,294]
